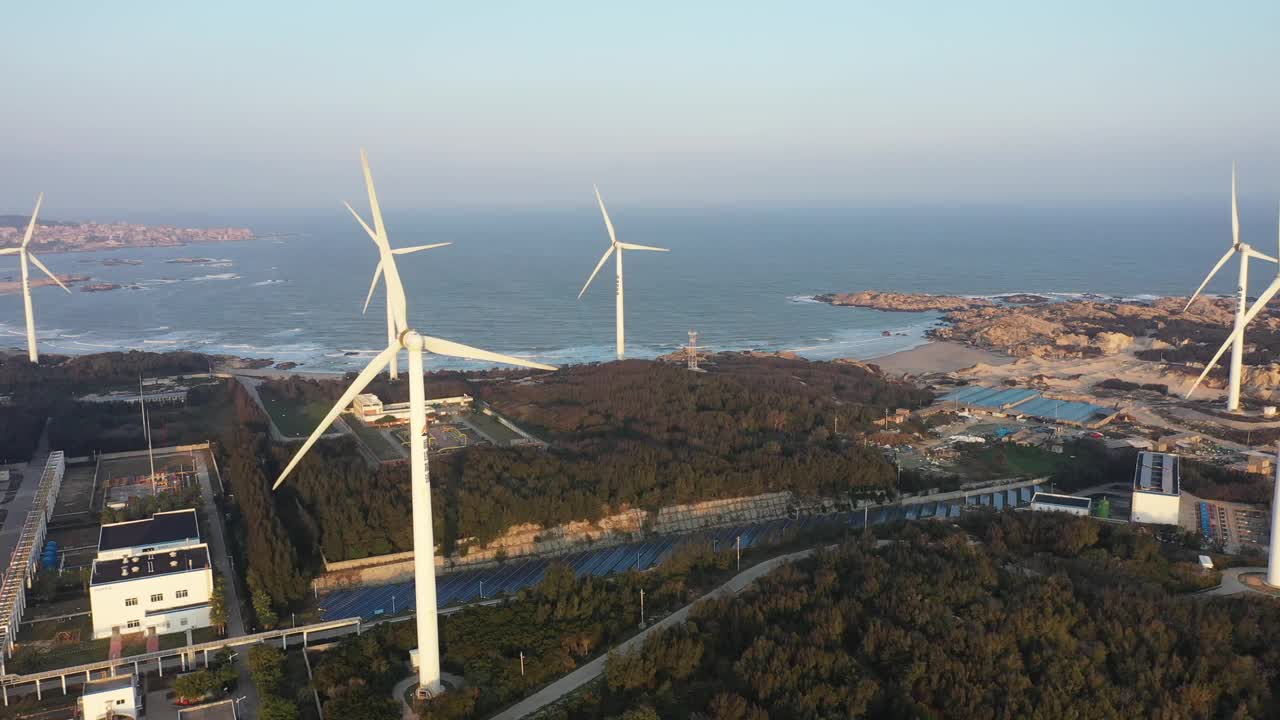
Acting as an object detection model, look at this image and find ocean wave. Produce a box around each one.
[253,279,285,286]
[786,295,822,304]
[190,273,241,282]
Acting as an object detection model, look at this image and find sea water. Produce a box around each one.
[0,204,1237,372]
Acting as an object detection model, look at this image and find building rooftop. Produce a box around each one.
[1134,451,1180,495]
[81,674,135,694]
[99,508,200,553]
[1031,492,1092,510]
[91,545,210,586]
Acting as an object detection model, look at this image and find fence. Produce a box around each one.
[0,452,65,660]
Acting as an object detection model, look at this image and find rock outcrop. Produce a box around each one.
[815,291,992,312]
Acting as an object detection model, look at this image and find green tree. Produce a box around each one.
[172,670,220,703]
[248,645,286,695]
[250,577,279,629]
[259,696,300,720]
[209,577,229,634]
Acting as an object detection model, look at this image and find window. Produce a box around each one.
[126,620,140,629]
[175,589,188,599]
[124,598,138,607]
[150,593,163,603]
[180,618,189,626]
[117,699,126,705]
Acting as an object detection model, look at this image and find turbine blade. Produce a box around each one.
[21,194,43,249]
[1232,161,1240,249]
[578,245,615,299]
[392,242,450,255]
[362,262,383,314]
[1184,248,1235,312]
[593,184,618,246]
[419,335,557,371]
[273,344,397,490]
[360,149,388,244]
[1246,248,1278,264]
[27,253,69,293]
[617,243,670,252]
[0,248,19,255]
[344,202,379,246]
[1185,278,1280,398]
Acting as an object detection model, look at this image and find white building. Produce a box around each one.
[78,674,140,719]
[351,392,472,422]
[1132,451,1181,526]
[90,509,214,640]
[1029,492,1092,517]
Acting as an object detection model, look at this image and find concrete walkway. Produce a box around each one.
[1194,567,1269,597]
[487,547,822,720]
[194,452,260,716]
[0,422,50,583]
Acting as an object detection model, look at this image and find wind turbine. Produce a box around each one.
[0,194,70,362]
[346,154,451,380]
[272,151,556,697]
[578,186,668,359]
[1185,201,1280,405]
[1182,164,1277,411]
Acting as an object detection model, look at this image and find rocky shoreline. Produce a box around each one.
[815,290,993,312]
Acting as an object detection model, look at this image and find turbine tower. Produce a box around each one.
[272,151,556,697]
[578,186,669,359]
[1182,164,1277,411]
[1185,202,1280,404]
[347,154,450,380]
[1269,443,1280,587]
[0,194,70,362]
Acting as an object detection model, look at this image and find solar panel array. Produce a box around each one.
[939,385,1112,425]
[318,483,1045,621]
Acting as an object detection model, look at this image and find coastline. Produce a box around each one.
[868,340,1013,376]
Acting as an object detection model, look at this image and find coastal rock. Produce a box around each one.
[1054,333,1089,347]
[995,294,1050,305]
[1090,332,1133,355]
[274,361,300,370]
[80,282,121,293]
[815,290,992,313]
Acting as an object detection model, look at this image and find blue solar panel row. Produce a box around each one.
[318,484,1046,620]
[938,385,1110,423]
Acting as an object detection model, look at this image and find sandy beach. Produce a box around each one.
[869,341,1013,376]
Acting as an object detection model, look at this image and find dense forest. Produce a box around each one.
[0,350,212,459]
[268,356,932,562]
[553,514,1277,720]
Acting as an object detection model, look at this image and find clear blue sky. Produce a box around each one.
[3,1,1279,214]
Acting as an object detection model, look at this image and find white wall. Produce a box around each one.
[1132,491,1181,526]
[97,538,202,562]
[1030,502,1090,517]
[90,565,213,639]
[79,684,139,719]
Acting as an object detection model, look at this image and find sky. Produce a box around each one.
[3,1,1280,215]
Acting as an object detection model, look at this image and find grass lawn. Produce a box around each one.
[343,413,404,462]
[960,444,1066,480]
[258,385,337,438]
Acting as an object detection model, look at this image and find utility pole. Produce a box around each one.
[639,588,646,629]
[519,651,525,677]
[479,580,484,600]
[736,535,741,571]
[391,595,395,614]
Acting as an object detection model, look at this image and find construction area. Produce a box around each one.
[345,393,544,464]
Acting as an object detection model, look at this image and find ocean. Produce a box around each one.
[0,204,1245,372]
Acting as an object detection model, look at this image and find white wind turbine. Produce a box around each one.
[1182,164,1277,410]
[1185,201,1280,405]
[1,194,70,363]
[346,151,451,380]
[578,186,668,359]
[272,151,556,697]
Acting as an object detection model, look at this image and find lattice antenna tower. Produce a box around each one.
[687,330,700,371]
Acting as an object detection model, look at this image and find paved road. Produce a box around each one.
[487,548,821,720]
[194,452,260,716]
[1195,566,1268,597]
[0,422,50,583]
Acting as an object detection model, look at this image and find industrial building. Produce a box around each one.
[1132,451,1182,526]
[89,510,214,640]
[1029,492,1092,517]
[78,674,140,719]
[935,385,1119,428]
[351,393,472,423]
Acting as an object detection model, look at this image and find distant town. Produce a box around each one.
[0,216,254,253]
